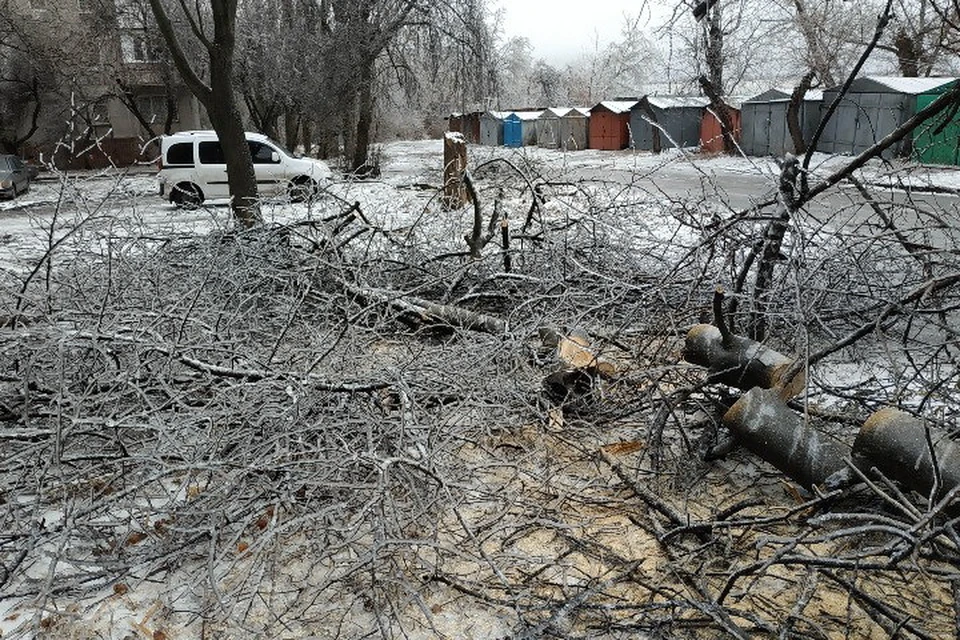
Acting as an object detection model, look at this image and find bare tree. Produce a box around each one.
[0,13,45,154]
[781,0,862,86]
[0,1,109,157]
[146,0,260,227]
[882,0,955,75]
[659,0,782,96]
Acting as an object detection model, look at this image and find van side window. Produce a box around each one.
[249,141,280,164]
[166,142,193,165]
[198,141,225,164]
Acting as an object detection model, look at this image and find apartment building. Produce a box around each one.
[7,0,201,166]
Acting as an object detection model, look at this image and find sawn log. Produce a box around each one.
[723,387,848,491]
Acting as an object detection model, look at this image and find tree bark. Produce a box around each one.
[684,323,803,395]
[284,109,301,153]
[352,57,376,176]
[702,0,724,93]
[442,132,468,209]
[750,155,800,341]
[854,407,960,500]
[723,387,848,491]
[698,75,736,153]
[207,40,259,226]
[786,70,815,155]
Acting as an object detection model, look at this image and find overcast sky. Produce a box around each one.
[495,0,664,65]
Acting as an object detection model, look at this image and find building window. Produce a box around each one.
[88,98,111,129]
[135,95,177,125]
[121,32,162,63]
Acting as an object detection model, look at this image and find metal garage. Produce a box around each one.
[913,80,960,165]
[588,101,637,150]
[536,108,590,150]
[630,96,709,152]
[503,111,542,147]
[740,88,823,156]
[479,111,508,146]
[700,100,742,154]
[817,76,956,157]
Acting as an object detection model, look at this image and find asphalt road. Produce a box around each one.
[3,148,959,258]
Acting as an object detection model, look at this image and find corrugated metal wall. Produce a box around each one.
[559,115,589,150]
[914,94,960,165]
[536,114,561,149]
[740,100,821,156]
[589,111,631,150]
[630,106,704,151]
[700,108,741,153]
[503,116,522,147]
[816,91,912,157]
[479,114,503,146]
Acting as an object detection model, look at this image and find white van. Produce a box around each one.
[157,130,332,207]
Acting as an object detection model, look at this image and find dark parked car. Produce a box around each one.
[0,154,32,198]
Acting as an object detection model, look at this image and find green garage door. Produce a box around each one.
[914,93,960,166]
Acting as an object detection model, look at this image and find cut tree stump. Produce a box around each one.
[442,132,468,210]
[539,327,617,409]
[853,407,960,500]
[723,387,848,491]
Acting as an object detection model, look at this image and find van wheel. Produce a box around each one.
[288,177,317,203]
[172,183,203,209]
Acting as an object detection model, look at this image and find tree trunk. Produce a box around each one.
[301,121,313,157]
[442,132,468,209]
[894,29,922,77]
[750,155,800,341]
[854,407,960,500]
[207,50,260,227]
[352,58,376,176]
[317,123,337,160]
[723,387,848,491]
[786,71,815,155]
[684,323,799,391]
[702,1,724,93]
[698,75,735,153]
[147,0,261,228]
[284,109,301,154]
[341,106,356,168]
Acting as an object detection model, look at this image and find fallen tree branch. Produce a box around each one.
[723,387,848,491]
[342,281,507,334]
[68,330,391,392]
[684,323,801,394]
[822,571,937,640]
